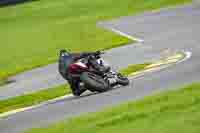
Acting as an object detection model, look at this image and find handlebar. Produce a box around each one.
[86,51,105,61]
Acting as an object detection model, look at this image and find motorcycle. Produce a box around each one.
[68,51,130,93]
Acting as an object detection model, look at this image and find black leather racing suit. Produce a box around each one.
[58,51,93,96]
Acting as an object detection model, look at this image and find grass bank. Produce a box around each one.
[0,63,148,114]
[0,85,70,113]
[24,82,200,133]
[0,0,191,80]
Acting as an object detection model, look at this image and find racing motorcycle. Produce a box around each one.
[68,51,130,93]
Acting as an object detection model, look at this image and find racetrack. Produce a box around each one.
[1,3,200,133]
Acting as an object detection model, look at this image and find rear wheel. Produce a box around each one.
[80,72,110,92]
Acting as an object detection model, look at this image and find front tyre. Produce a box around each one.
[80,72,110,92]
[117,73,130,86]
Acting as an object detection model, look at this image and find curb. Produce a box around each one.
[110,28,144,43]
[0,51,191,118]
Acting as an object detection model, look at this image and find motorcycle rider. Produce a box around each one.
[58,49,106,96]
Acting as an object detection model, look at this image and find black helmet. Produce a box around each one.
[59,49,70,57]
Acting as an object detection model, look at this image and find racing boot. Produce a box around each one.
[72,82,87,96]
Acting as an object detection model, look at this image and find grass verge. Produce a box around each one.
[0,63,147,114]
[0,0,191,81]
[24,82,200,133]
[0,85,71,113]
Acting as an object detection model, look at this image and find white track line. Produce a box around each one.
[178,51,192,63]
[110,28,144,43]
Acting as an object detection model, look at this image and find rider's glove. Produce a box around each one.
[94,51,101,56]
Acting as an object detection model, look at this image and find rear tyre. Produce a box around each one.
[117,73,130,86]
[80,72,110,92]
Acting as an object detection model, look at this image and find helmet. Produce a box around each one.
[59,49,70,57]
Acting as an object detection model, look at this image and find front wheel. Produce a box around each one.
[117,73,130,86]
[80,72,110,92]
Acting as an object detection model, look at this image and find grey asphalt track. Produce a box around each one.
[1,3,200,133]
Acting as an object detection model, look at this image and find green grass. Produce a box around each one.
[24,82,200,133]
[0,84,70,113]
[0,63,148,113]
[0,0,191,80]
[120,63,150,76]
